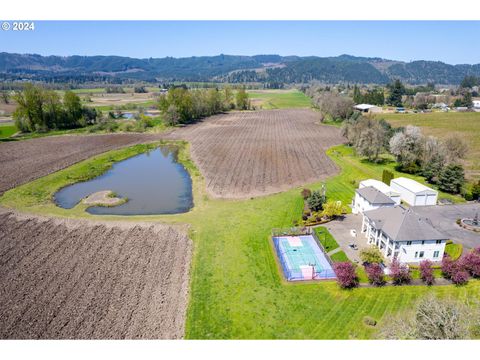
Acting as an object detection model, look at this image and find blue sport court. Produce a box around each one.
[272,235,336,281]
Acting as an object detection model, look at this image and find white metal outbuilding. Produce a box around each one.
[390,177,438,206]
[353,104,382,113]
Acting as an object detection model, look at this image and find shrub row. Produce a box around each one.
[334,247,480,289]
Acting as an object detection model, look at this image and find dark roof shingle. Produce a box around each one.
[356,186,395,205]
[364,205,447,242]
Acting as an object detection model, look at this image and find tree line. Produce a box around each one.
[158,86,250,125]
[13,84,99,133]
[342,115,468,195]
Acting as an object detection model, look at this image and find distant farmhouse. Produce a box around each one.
[361,206,448,263]
[353,104,382,114]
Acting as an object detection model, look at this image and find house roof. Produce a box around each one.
[356,186,396,205]
[359,179,400,197]
[354,104,378,110]
[391,177,437,195]
[364,205,447,242]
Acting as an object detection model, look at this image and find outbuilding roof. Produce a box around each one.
[363,205,447,242]
[356,186,396,205]
[354,104,378,110]
[359,179,400,197]
[391,177,438,195]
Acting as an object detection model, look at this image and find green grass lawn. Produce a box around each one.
[377,112,480,180]
[247,89,312,109]
[0,123,17,139]
[1,140,476,339]
[330,251,349,263]
[445,242,464,260]
[314,226,339,252]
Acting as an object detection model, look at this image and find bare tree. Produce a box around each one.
[1,91,9,104]
[389,125,424,172]
[443,135,468,163]
[379,294,479,339]
[343,116,389,162]
[312,91,354,121]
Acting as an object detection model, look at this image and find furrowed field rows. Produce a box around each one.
[166,109,344,199]
[0,210,192,339]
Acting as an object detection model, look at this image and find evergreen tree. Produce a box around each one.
[382,169,394,185]
[438,164,465,194]
[387,79,405,107]
[353,85,363,104]
[306,190,325,212]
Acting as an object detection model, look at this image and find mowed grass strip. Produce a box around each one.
[377,112,480,180]
[0,124,17,139]
[314,226,339,252]
[247,89,312,109]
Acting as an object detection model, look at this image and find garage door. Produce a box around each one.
[415,194,426,206]
[426,194,437,205]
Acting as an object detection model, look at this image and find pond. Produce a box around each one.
[54,146,193,215]
[121,112,156,119]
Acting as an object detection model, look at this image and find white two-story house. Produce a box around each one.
[361,205,448,263]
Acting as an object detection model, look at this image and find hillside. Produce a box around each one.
[1,52,480,85]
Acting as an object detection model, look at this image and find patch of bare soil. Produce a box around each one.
[165,109,344,199]
[0,133,160,196]
[0,209,192,339]
[82,190,126,207]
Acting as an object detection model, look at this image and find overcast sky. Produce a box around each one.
[1,21,479,64]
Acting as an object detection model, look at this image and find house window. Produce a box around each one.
[415,251,418,258]
[433,251,440,258]
[419,251,424,258]
[436,240,442,244]
[407,241,412,245]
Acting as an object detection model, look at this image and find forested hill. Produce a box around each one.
[1,52,479,85]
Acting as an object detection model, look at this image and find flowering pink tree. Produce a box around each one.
[451,270,469,285]
[462,251,480,278]
[389,258,411,285]
[441,255,456,279]
[365,263,385,286]
[419,260,435,285]
[333,262,358,289]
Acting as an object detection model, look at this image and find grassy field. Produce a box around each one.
[0,116,168,142]
[247,89,312,109]
[0,123,17,139]
[377,112,480,180]
[1,140,476,339]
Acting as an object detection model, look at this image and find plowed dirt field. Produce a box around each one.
[0,210,191,339]
[166,109,344,198]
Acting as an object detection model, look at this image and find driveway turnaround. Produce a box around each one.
[412,204,480,250]
[323,214,365,263]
